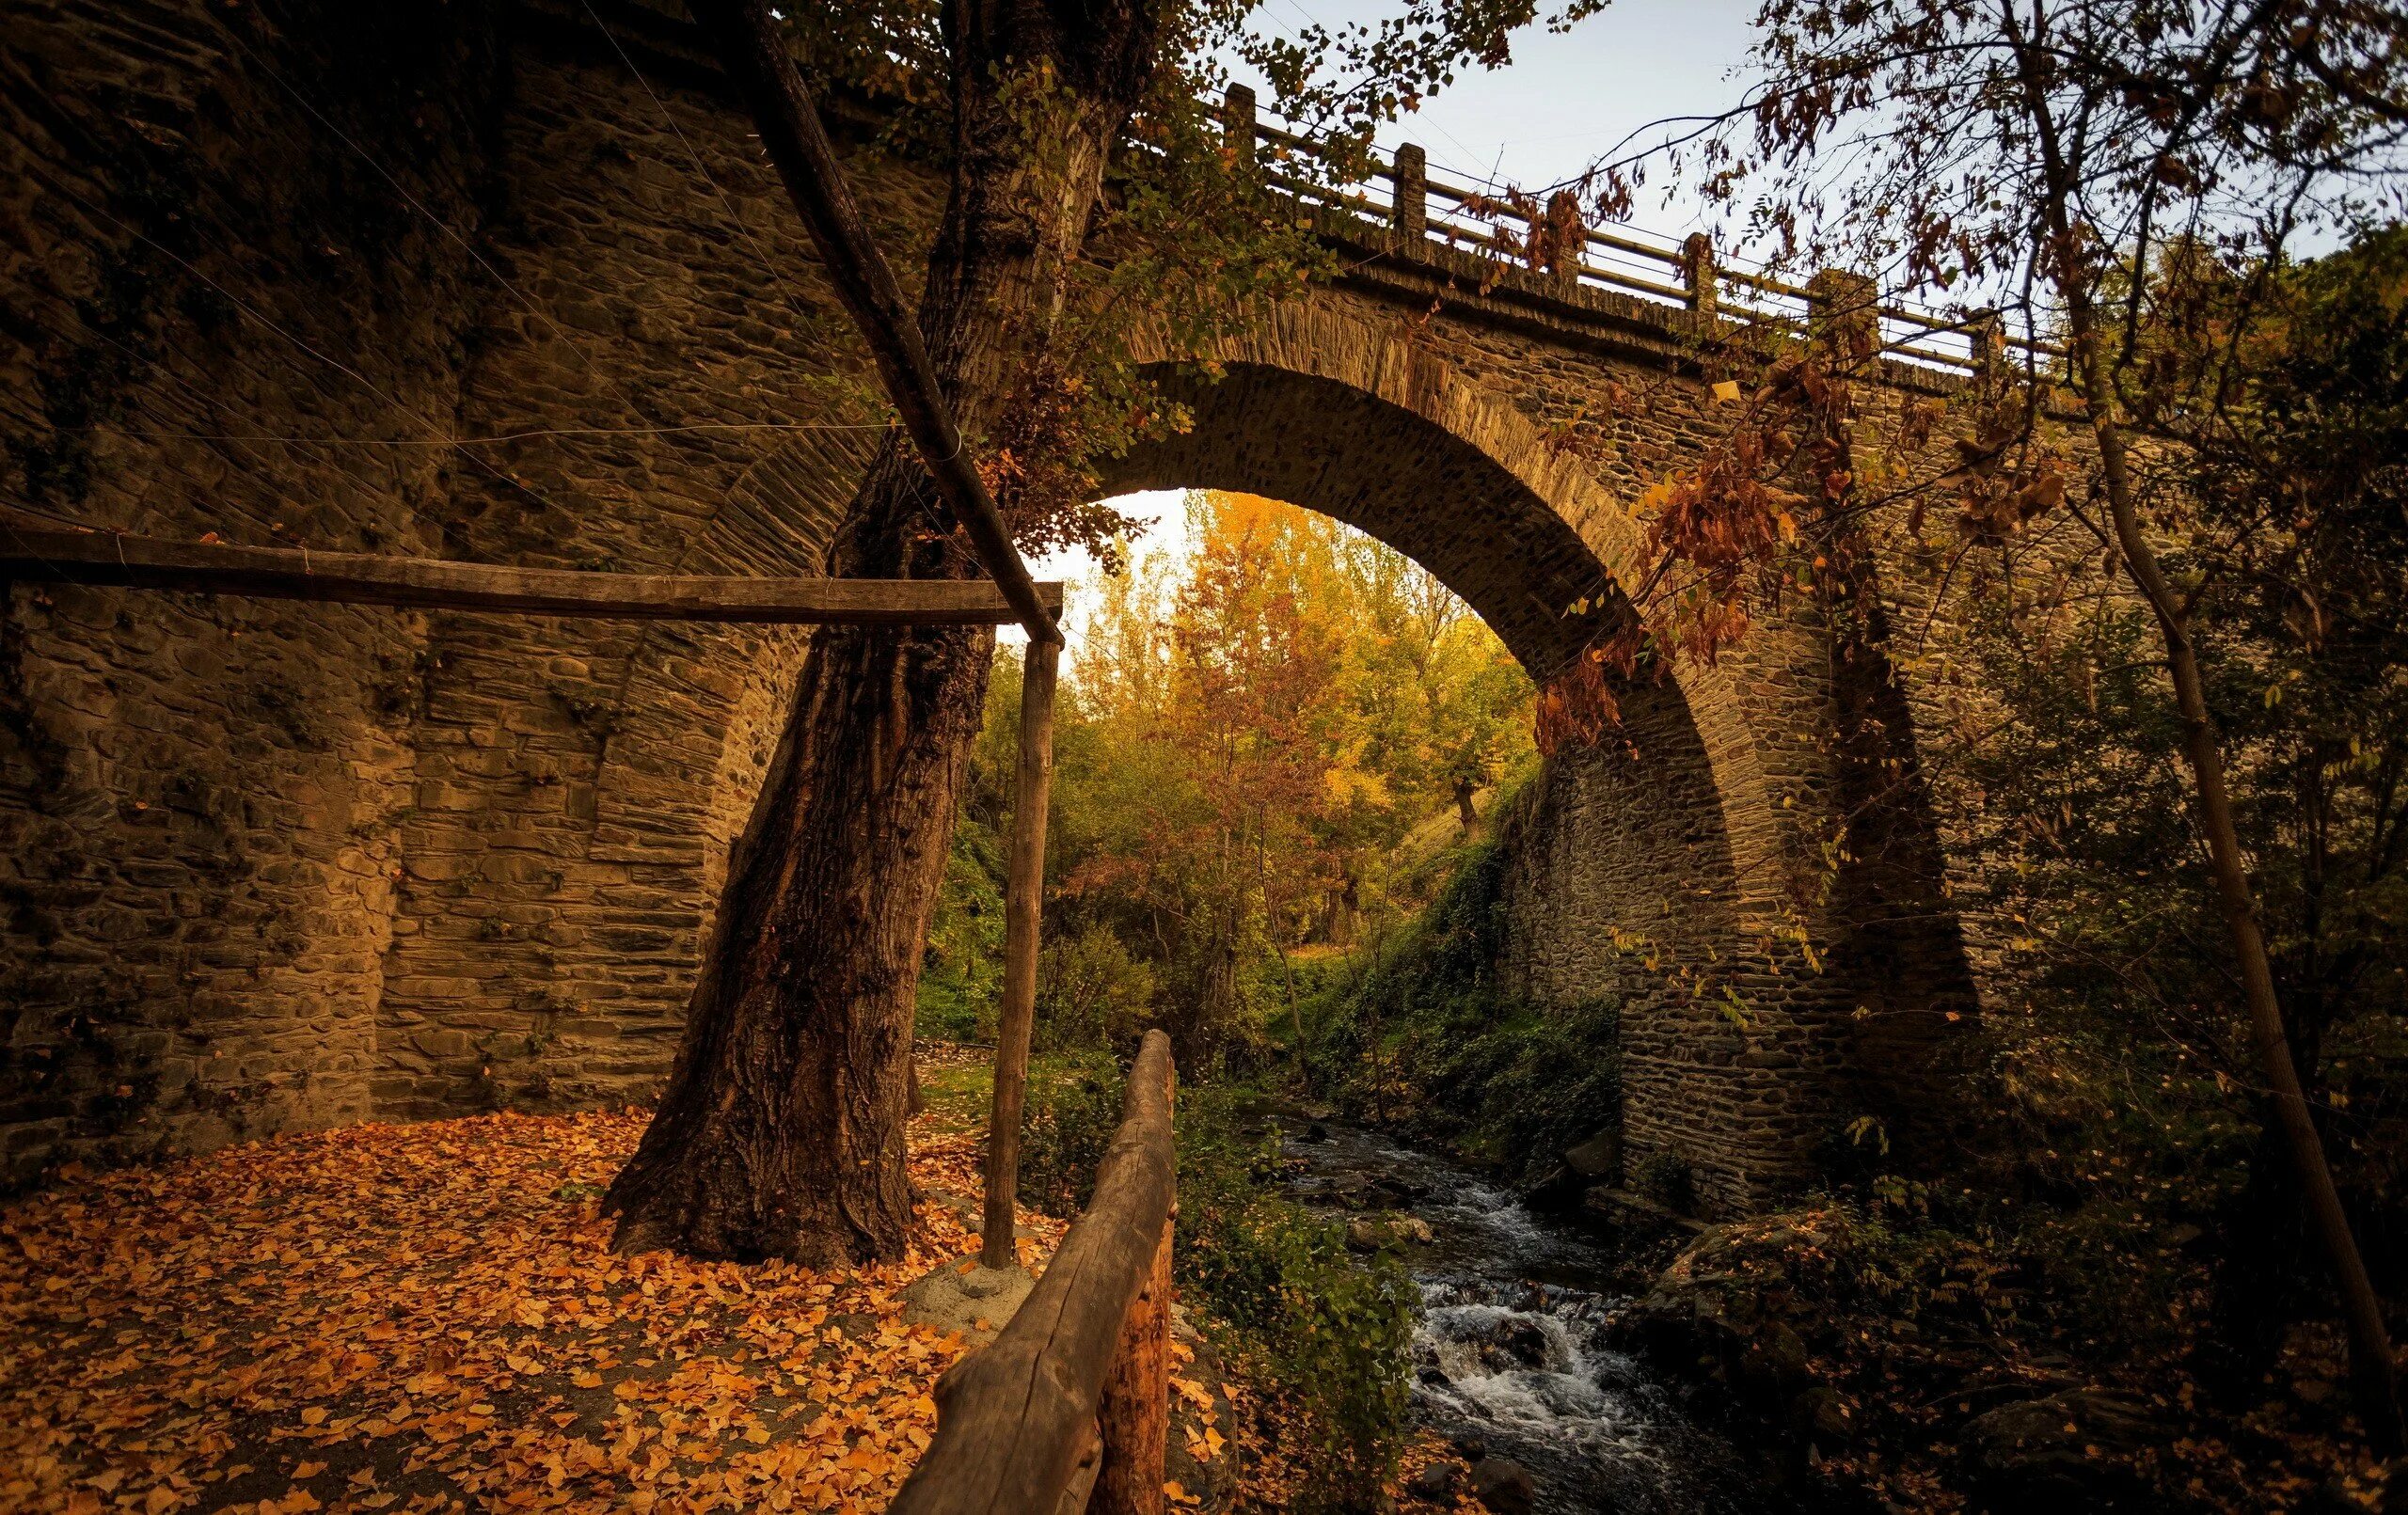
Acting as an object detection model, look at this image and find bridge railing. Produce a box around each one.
[1222,86,2065,379]
[890,1030,1179,1515]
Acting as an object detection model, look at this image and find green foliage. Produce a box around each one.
[1016,1069,1415,1514]
[1944,229,2408,1339]
[1173,1087,1415,1512]
[1301,832,1622,1184]
[915,813,1005,1043]
[924,497,1535,1073]
[1015,1052,1127,1217]
[1632,1150,1696,1214]
[1036,923,1160,1052]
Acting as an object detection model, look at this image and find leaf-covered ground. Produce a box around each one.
[0,1100,1063,1515]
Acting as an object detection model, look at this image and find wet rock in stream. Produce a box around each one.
[1279,1124,1771,1514]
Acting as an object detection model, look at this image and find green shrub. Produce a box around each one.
[1016,1072,1414,1513]
[1634,1149,1697,1214]
[1036,923,1161,1051]
[1016,1053,1125,1216]
[1302,835,1622,1182]
[917,817,1004,1042]
[1173,1088,1415,1511]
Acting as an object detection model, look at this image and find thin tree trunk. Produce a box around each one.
[603,1,1158,1265]
[983,636,1061,1270]
[2065,301,2405,1450]
[2009,28,2400,1439]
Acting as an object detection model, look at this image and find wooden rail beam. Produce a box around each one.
[892,1031,1178,1515]
[0,521,1063,625]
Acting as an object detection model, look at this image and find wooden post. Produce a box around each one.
[1391,142,1427,242]
[1223,84,1257,179]
[1972,308,2006,384]
[1092,1221,1173,1515]
[891,1033,1178,1515]
[1808,267,1879,362]
[983,634,1063,1270]
[1681,232,1718,317]
[1545,189,1583,296]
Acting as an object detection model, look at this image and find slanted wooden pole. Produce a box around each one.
[685,0,1059,646]
[983,634,1063,1270]
[1092,1220,1173,1515]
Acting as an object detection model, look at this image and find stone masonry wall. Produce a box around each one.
[0,1,936,1185]
[370,20,941,1119]
[3,1,2014,1205]
[0,0,504,1182]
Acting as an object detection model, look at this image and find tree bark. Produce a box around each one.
[603,0,1160,1265]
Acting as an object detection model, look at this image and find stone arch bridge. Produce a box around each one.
[1,0,2001,1207]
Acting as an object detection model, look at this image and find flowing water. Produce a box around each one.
[1281,1125,1777,1514]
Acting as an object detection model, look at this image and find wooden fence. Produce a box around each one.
[890,1030,1180,1515]
[1222,85,2064,377]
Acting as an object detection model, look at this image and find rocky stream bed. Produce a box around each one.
[1276,1122,1781,1515]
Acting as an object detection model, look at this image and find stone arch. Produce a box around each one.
[1112,303,1793,931]
[1107,305,1830,1207]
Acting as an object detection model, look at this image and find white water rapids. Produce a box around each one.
[1282,1125,1776,1514]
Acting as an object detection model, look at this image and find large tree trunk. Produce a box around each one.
[603,1,1159,1265]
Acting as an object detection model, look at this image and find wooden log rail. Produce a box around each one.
[0,516,1063,625]
[1219,85,2065,376]
[892,1030,1178,1515]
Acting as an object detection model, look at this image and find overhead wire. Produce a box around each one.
[214,22,679,434]
[578,1,961,552]
[21,158,591,527]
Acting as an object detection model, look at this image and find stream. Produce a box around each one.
[1281,1124,1778,1514]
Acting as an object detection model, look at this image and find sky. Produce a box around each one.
[1230,0,1762,241]
[1006,0,1766,652]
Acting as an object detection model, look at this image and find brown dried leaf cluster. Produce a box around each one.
[0,1109,1057,1515]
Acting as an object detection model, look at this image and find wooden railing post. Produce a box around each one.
[1093,1215,1173,1515]
[1972,308,2006,384]
[1391,142,1427,241]
[892,1033,1179,1515]
[983,634,1063,1270]
[1681,232,1718,318]
[1808,267,1879,362]
[1545,189,1583,296]
[1222,84,1257,180]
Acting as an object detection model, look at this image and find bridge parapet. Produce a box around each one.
[1219,83,2057,384]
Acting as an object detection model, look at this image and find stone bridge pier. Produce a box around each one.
[3,0,1986,1208]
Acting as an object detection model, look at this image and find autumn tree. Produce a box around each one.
[1565,0,2408,1446]
[1963,227,2408,1372]
[604,0,1600,1264]
[970,494,1532,1065]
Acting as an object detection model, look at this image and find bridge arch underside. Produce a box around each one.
[1105,360,1850,1211]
